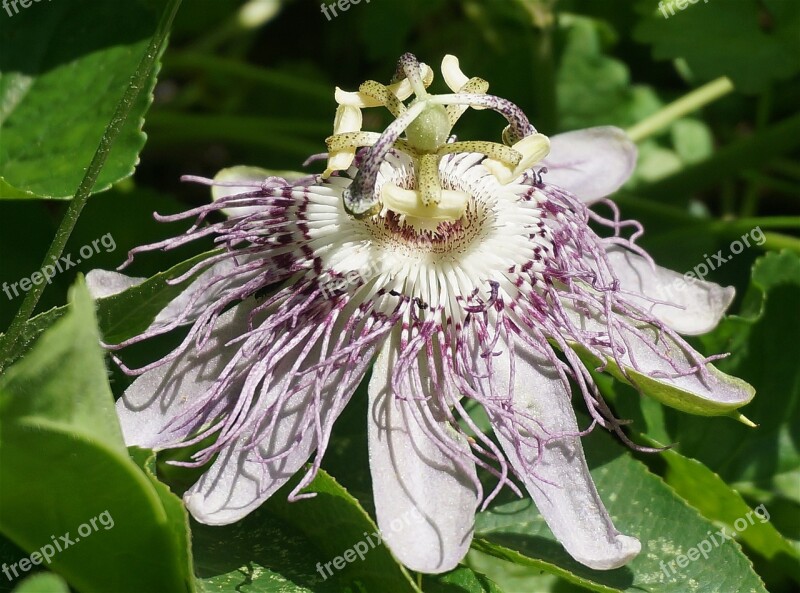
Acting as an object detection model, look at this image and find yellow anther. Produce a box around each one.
[441,54,489,126]
[382,183,469,222]
[484,133,551,184]
[334,63,433,107]
[324,105,363,178]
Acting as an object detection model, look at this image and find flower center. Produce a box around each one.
[326,53,550,222]
[365,153,494,252]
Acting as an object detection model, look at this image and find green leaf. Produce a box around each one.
[130,447,195,591]
[96,249,220,344]
[0,280,194,593]
[658,447,800,580]
[568,339,755,419]
[557,15,663,131]
[670,118,713,165]
[466,548,591,593]
[634,0,800,94]
[11,574,70,593]
[192,467,424,593]
[664,251,800,530]
[265,469,421,593]
[421,566,506,593]
[0,0,164,199]
[0,248,218,369]
[473,426,768,593]
[192,505,341,593]
[0,306,66,374]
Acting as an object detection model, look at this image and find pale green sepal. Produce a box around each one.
[569,341,756,418]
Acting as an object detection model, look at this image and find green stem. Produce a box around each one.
[639,112,800,203]
[739,86,773,217]
[165,52,331,102]
[759,232,800,253]
[616,194,800,235]
[771,158,800,180]
[530,14,557,133]
[626,77,734,142]
[741,171,800,198]
[0,0,184,372]
[713,217,800,231]
[146,112,325,156]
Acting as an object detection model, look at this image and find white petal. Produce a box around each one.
[483,337,640,570]
[91,258,259,341]
[184,320,377,525]
[541,127,636,203]
[368,337,479,573]
[86,269,145,299]
[116,304,250,449]
[150,256,259,331]
[606,247,735,335]
[212,166,270,218]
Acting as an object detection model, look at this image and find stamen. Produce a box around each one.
[381,184,469,221]
[324,105,363,177]
[325,131,382,152]
[438,140,521,166]
[343,100,428,218]
[334,65,433,107]
[445,77,490,127]
[484,133,551,184]
[358,80,406,117]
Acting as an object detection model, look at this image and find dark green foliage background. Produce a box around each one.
[0,1,798,592]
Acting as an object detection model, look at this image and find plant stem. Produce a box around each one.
[739,86,773,217]
[760,232,800,253]
[0,0,184,372]
[740,171,800,198]
[146,112,325,156]
[639,111,800,203]
[771,158,800,180]
[615,195,800,241]
[527,1,558,133]
[715,217,800,231]
[165,52,332,102]
[626,77,734,142]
